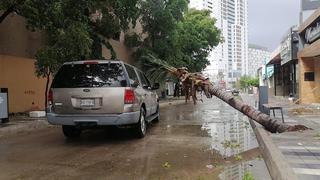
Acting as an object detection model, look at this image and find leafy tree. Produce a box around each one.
[1,0,139,108]
[177,9,221,72]
[240,76,259,90]
[131,1,221,82]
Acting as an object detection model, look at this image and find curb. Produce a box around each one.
[0,120,51,136]
[159,99,185,108]
[249,119,298,180]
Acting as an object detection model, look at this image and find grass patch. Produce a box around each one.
[243,172,254,180]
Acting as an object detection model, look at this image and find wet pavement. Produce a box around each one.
[0,97,270,180]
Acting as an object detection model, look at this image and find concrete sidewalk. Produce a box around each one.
[242,93,320,180]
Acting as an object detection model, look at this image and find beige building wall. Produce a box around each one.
[102,35,134,65]
[0,13,45,58]
[0,55,48,113]
[298,57,320,104]
[298,38,320,104]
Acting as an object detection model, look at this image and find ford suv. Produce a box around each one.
[47,60,160,138]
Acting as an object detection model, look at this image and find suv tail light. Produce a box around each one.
[48,89,53,104]
[124,89,135,104]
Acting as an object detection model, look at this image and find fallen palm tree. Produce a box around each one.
[144,55,309,133]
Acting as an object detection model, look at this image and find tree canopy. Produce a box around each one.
[127,1,221,81]
[240,76,259,89]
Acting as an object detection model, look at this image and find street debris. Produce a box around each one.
[234,154,243,161]
[147,56,309,133]
[162,162,171,168]
[206,164,214,169]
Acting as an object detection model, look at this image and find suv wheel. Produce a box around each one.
[62,125,81,138]
[134,108,146,138]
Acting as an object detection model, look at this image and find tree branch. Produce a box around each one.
[0,0,27,23]
[0,4,16,23]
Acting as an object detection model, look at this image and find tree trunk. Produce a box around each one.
[208,86,307,133]
[144,56,309,133]
[44,72,51,111]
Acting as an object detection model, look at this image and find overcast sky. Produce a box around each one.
[248,0,300,51]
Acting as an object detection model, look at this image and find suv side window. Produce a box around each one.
[125,64,139,86]
[137,71,151,88]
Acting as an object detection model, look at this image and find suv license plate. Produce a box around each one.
[80,99,95,107]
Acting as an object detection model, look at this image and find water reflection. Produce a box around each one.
[201,108,258,157]
[201,99,270,180]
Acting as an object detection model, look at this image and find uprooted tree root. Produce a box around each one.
[285,125,312,132]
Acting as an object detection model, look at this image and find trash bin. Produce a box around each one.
[0,88,9,123]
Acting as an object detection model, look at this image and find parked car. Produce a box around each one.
[225,89,232,93]
[47,60,160,138]
[232,89,240,96]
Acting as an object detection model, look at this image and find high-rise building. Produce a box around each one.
[189,0,248,87]
[248,44,270,77]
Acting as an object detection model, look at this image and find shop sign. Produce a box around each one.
[280,32,291,64]
[305,22,320,44]
[280,27,298,65]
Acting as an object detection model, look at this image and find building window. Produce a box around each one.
[304,72,315,81]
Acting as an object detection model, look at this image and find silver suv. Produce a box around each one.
[47,60,160,138]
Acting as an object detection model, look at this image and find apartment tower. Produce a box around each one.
[189,0,248,87]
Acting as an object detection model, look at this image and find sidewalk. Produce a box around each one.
[242,93,320,180]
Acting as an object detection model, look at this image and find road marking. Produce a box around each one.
[279,146,320,151]
[289,159,320,164]
[293,168,320,175]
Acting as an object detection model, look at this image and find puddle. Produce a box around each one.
[201,100,271,180]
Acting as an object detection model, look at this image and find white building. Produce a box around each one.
[189,0,248,87]
[247,44,270,77]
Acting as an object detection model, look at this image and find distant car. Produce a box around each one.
[232,89,240,96]
[47,60,160,138]
[225,89,232,93]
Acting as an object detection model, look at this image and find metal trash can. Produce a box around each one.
[0,88,9,123]
[258,86,269,115]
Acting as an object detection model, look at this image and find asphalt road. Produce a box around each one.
[0,97,267,180]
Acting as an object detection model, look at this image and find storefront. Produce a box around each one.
[298,8,320,104]
[279,26,299,98]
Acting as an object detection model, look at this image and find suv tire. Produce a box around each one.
[62,125,81,138]
[134,108,146,138]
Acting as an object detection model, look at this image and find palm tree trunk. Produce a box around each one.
[143,55,309,133]
[208,86,307,133]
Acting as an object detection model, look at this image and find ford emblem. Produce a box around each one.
[83,89,90,92]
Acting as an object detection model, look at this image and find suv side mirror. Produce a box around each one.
[152,83,160,90]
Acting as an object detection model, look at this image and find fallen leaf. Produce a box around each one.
[162,162,171,168]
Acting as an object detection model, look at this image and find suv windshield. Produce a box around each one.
[51,63,126,88]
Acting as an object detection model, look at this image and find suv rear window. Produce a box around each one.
[51,63,126,88]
